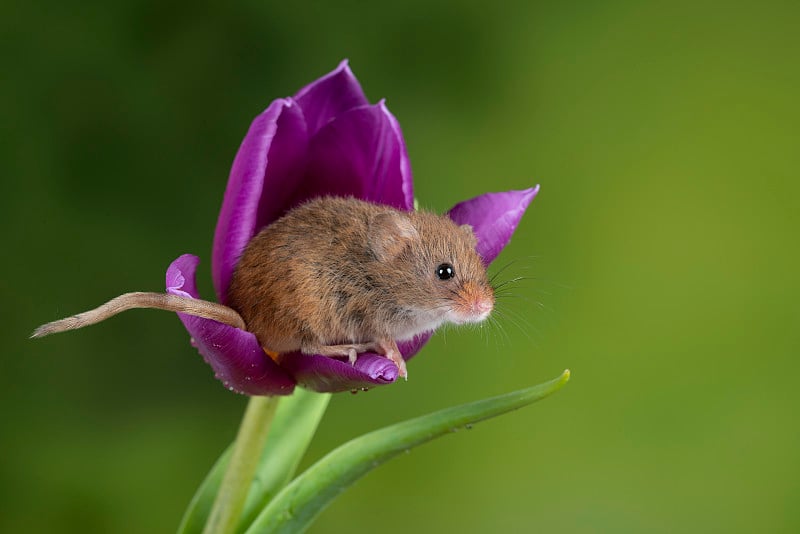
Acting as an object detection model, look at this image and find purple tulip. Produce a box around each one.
[165,60,539,395]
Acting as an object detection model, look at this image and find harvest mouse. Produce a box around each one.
[32,197,495,379]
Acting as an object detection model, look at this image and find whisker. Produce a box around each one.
[485,314,512,349]
[492,276,531,289]
[491,306,541,349]
[489,260,522,284]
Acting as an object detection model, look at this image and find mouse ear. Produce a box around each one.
[460,224,478,248]
[369,211,418,261]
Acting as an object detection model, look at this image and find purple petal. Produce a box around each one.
[398,332,433,361]
[281,332,433,393]
[287,102,414,211]
[167,254,296,396]
[280,352,398,393]
[448,187,540,265]
[294,59,370,138]
[212,99,308,303]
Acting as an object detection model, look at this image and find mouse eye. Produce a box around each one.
[436,263,455,280]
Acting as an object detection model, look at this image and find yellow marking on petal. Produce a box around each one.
[264,348,281,363]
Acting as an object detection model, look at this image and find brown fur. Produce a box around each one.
[227,197,495,373]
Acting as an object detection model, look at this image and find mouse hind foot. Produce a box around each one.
[302,342,380,365]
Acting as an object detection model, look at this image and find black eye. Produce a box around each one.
[436,263,455,280]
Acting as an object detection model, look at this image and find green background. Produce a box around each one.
[3,0,798,532]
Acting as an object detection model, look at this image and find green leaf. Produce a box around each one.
[177,444,230,534]
[177,389,331,534]
[245,369,571,534]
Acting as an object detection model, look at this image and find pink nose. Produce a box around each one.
[472,298,493,315]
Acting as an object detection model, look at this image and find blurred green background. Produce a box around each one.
[2,0,798,532]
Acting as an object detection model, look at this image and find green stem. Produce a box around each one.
[203,395,280,534]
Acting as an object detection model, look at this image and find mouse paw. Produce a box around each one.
[376,339,407,380]
[304,341,407,381]
[386,349,408,380]
[305,342,379,366]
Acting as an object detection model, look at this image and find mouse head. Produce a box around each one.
[368,209,495,330]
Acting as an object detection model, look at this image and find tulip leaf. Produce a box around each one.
[243,369,570,534]
[177,389,331,534]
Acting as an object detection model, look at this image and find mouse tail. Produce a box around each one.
[30,292,246,338]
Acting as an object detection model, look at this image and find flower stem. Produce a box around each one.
[203,395,280,534]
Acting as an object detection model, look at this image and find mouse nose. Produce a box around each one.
[461,281,494,321]
[473,297,493,315]
[470,296,494,319]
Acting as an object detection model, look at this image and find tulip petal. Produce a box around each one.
[397,332,433,362]
[279,332,433,393]
[167,254,296,396]
[294,59,370,137]
[288,102,414,211]
[212,99,308,303]
[448,187,540,265]
[280,353,398,393]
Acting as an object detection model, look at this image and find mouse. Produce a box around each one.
[31,196,495,379]
[228,196,495,378]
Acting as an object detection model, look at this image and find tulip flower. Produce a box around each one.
[30,60,566,534]
[167,60,538,395]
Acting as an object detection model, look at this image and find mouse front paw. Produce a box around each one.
[376,339,407,380]
[385,349,407,380]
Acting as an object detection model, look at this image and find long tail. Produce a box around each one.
[31,292,246,338]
